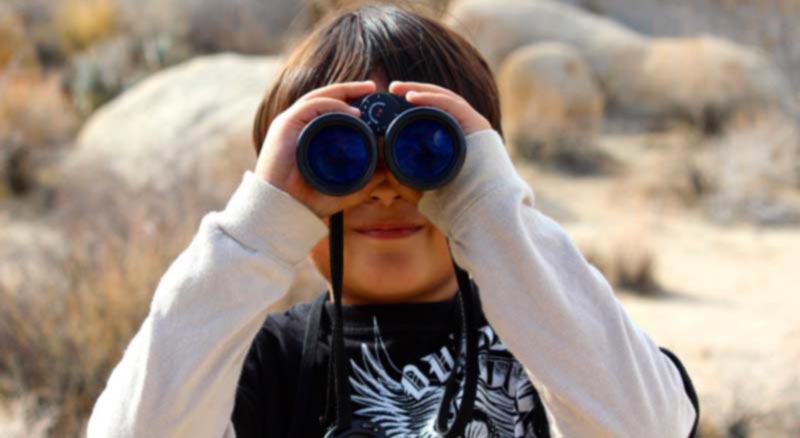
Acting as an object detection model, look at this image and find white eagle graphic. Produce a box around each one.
[347,319,543,437]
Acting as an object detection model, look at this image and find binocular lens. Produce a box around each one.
[391,119,457,186]
[306,125,372,192]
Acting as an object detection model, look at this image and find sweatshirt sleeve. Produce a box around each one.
[418,129,698,438]
[86,171,328,438]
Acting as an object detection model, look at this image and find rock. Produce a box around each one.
[497,42,606,173]
[447,0,796,133]
[446,0,648,97]
[560,0,800,95]
[633,36,796,133]
[55,52,328,308]
[53,52,287,286]
[62,53,282,194]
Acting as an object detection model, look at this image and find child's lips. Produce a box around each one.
[352,223,425,239]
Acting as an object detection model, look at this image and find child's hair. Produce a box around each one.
[251,2,502,155]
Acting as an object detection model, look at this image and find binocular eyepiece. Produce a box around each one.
[296,92,466,196]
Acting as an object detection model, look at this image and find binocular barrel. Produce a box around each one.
[296,92,466,196]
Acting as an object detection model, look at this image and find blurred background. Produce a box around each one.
[1,0,798,436]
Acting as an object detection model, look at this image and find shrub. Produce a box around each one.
[576,225,662,296]
[0,71,80,198]
[54,0,117,53]
[0,167,221,437]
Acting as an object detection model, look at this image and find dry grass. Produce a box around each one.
[0,5,36,70]
[0,69,80,197]
[54,0,117,53]
[0,166,222,437]
[575,225,662,295]
[706,110,800,225]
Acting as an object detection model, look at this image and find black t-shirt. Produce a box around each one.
[231,292,551,437]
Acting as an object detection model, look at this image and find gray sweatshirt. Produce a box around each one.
[86,129,697,437]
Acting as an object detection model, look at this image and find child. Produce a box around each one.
[87,4,698,437]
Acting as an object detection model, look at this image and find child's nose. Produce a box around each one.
[369,166,402,207]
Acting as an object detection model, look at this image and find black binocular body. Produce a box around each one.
[296,92,467,196]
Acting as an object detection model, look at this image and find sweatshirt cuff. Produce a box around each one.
[418,129,529,236]
[215,171,328,266]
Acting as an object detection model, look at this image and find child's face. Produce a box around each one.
[307,73,458,305]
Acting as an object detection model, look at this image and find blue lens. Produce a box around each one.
[307,125,371,190]
[392,119,456,184]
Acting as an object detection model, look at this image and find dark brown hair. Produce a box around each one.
[251,2,502,155]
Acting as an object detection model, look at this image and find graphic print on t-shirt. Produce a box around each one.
[348,318,544,437]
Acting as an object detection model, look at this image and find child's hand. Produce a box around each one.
[255,80,386,218]
[388,81,492,136]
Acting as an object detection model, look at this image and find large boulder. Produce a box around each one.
[497,42,605,172]
[447,0,796,131]
[560,0,800,94]
[56,53,327,308]
[446,0,648,96]
[62,53,280,194]
[632,36,795,132]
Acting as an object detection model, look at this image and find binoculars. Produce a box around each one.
[296,91,466,196]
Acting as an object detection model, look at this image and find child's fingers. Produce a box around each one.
[404,91,491,135]
[389,81,467,104]
[404,91,470,121]
[298,80,376,104]
[288,97,361,125]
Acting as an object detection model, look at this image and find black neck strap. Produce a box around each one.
[328,212,352,431]
[435,257,479,437]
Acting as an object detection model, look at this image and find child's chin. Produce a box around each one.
[342,258,456,304]
[344,286,428,304]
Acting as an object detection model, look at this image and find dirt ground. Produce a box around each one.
[519,131,800,436]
